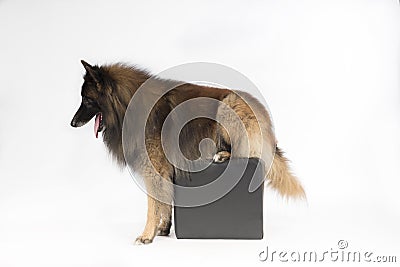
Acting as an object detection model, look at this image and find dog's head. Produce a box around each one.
[70,60,112,138]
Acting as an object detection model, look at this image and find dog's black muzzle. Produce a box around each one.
[70,102,98,127]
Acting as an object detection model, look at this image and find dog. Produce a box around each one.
[71,60,305,244]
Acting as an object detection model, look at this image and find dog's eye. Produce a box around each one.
[83,97,95,106]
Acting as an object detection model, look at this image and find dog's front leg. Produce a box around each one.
[135,195,160,245]
[158,202,172,236]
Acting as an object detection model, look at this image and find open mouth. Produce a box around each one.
[94,112,104,138]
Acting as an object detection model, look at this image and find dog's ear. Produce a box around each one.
[81,59,93,70]
[81,60,101,86]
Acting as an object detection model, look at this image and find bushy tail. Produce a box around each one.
[267,147,305,199]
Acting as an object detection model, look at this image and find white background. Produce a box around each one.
[0,0,399,266]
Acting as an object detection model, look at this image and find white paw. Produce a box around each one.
[213,154,222,163]
[134,236,153,245]
[213,151,231,163]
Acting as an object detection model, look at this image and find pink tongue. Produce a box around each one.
[94,114,100,138]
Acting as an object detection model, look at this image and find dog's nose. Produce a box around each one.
[71,119,77,127]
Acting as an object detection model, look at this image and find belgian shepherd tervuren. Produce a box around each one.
[71,60,305,244]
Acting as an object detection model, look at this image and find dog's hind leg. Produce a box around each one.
[216,91,305,197]
[215,91,274,161]
[215,91,275,187]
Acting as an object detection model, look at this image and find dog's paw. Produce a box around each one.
[213,151,231,163]
[157,229,170,236]
[134,236,153,245]
[157,221,171,236]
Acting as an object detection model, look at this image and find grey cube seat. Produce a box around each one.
[173,158,264,239]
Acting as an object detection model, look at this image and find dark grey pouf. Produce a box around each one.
[173,158,264,239]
